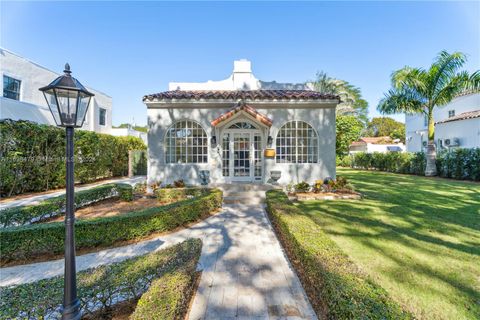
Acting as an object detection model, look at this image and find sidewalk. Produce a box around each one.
[0,176,146,209]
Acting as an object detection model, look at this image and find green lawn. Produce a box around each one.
[297,168,480,320]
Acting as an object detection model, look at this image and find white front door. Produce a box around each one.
[222,129,263,182]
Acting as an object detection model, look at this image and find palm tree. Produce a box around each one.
[311,71,369,123]
[378,51,479,176]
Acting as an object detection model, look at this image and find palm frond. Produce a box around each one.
[429,51,467,98]
[377,88,425,115]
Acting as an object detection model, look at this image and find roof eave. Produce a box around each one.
[144,99,339,109]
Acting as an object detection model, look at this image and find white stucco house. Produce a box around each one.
[349,136,406,154]
[144,60,339,185]
[111,125,148,144]
[0,48,112,133]
[405,93,480,152]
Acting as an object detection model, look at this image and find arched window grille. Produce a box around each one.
[276,121,318,163]
[165,120,208,164]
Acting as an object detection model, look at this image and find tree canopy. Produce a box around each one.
[336,115,364,156]
[311,71,369,123]
[365,117,405,142]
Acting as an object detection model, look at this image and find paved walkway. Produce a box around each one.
[0,202,316,319]
[0,176,146,209]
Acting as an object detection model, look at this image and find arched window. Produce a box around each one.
[228,122,258,129]
[165,120,208,164]
[276,121,318,163]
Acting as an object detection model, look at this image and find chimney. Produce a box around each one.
[233,59,252,73]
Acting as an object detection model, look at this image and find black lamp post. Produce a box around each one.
[39,64,94,320]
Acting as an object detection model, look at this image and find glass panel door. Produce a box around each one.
[233,132,251,178]
[254,134,262,179]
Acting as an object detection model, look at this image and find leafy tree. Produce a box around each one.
[113,123,148,133]
[336,115,364,156]
[378,51,479,176]
[365,117,406,142]
[311,71,369,123]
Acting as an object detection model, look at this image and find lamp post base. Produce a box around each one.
[61,299,81,320]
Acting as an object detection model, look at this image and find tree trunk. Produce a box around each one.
[425,109,437,176]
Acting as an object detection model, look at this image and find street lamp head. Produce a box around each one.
[39,63,95,128]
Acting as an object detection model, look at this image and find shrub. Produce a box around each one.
[116,183,134,201]
[294,181,310,193]
[0,119,146,197]
[156,187,208,204]
[0,239,201,319]
[265,190,411,319]
[173,179,186,188]
[349,149,479,181]
[0,189,221,264]
[0,183,133,228]
[131,265,197,320]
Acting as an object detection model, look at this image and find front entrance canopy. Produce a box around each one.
[211,103,272,127]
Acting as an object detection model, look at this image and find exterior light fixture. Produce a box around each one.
[211,135,217,145]
[267,135,273,145]
[39,63,94,320]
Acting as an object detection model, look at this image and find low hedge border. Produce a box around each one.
[0,183,134,228]
[0,188,221,264]
[339,148,480,181]
[265,190,412,320]
[156,187,209,203]
[0,239,201,320]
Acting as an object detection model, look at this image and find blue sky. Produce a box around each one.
[1,1,479,125]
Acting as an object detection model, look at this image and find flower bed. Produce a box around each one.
[0,183,133,228]
[0,239,201,320]
[0,189,222,264]
[286,176,361,201]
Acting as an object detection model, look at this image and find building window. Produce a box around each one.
[276,121,318,163]
[424,114,428,127]
[99,108,106,126]
[448,110,455,118]
[165,120,208,164]
[3,75,21,100]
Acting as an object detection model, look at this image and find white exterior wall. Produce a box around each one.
[405,93,480,151]
[435,118,480,150]
[147,103,336,186]
[0,48,112,133]
[111,127,148,144]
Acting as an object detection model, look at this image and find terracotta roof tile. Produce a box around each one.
[211,104,272,127]
[143,90,339,102]
[435,110,480,124]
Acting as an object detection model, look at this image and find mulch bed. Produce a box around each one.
[45,195,159,223]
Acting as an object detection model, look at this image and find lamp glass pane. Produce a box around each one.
[55,88,78,126]
[76,92,91,127]
[42,89,62,126]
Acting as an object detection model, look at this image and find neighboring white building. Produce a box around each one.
[405,93,480,152]
[0,48,112,133]
[144,59,339,186]
[111,126,148,144]
[349,136,406,154]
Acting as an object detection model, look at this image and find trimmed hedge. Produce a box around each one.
[0,239,201,320]
[342,148,480,181]
[156,187,209,203]
[0,189,221,264]
[0,183,133,228]
[0,119,146,197]
[265,190,411,319]
[131,260,198,319]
